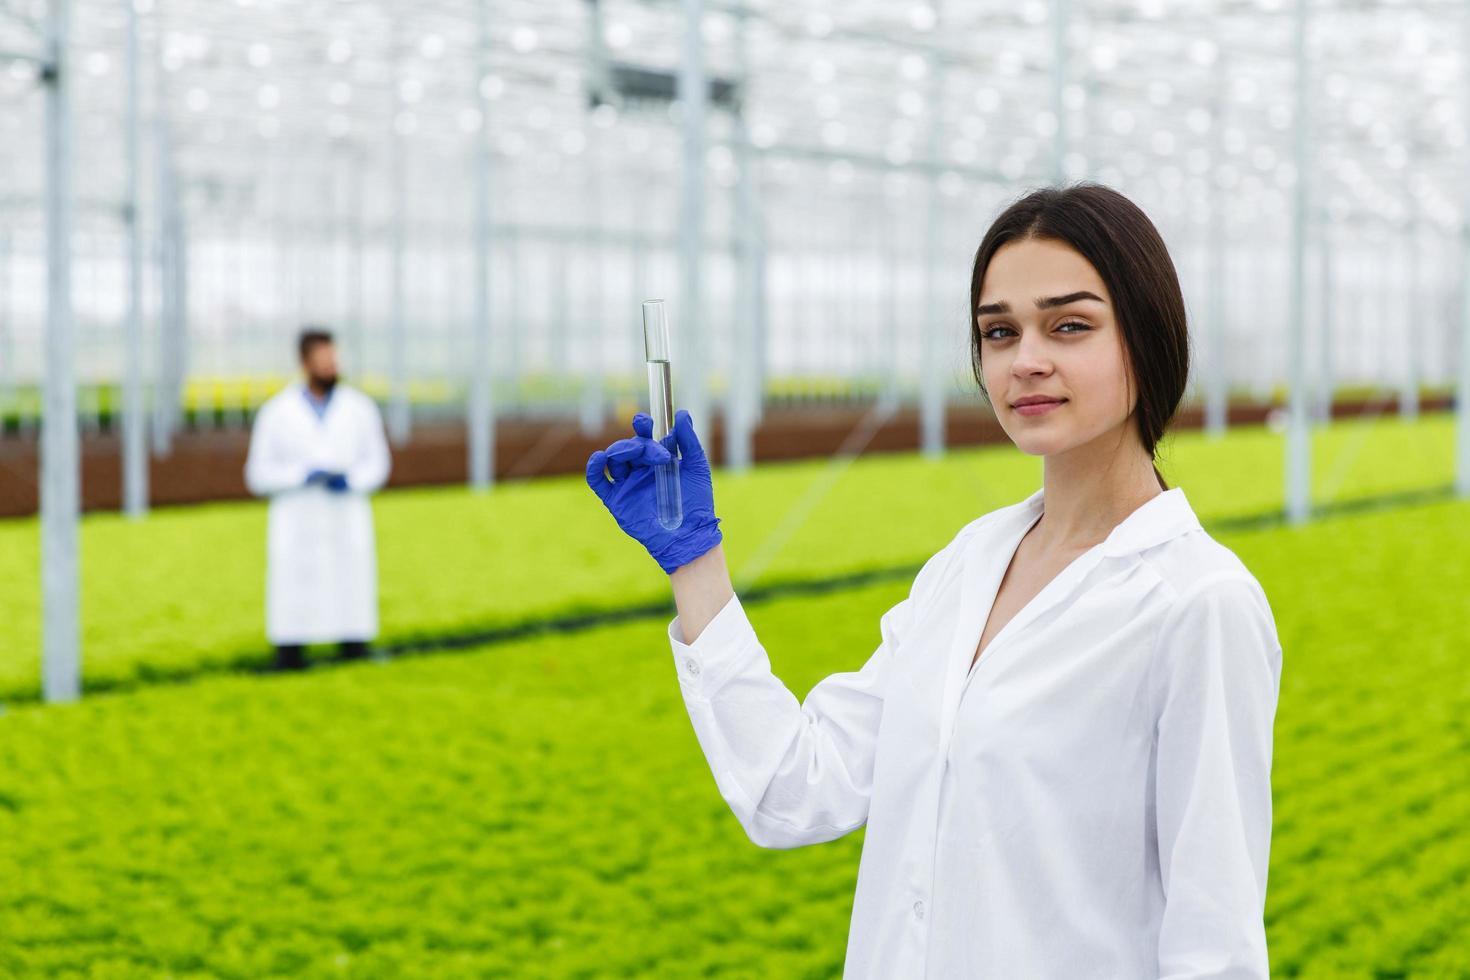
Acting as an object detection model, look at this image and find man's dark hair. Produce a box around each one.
[299,326,335,361]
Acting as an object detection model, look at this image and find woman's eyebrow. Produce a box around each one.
[975,290,1105,315]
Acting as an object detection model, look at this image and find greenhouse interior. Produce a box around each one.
[0,0,1468,975]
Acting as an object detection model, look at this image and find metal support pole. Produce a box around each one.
[552,243,569,410]
[42,0,80,702]
[677,0,709,434]
[348,146,365,375]
[726,9,762,472]
[1051,0,1071,185]
[578,128,603,436]
[1284,0,1312,525]
[880,195,901,411]
[578,0,608,436]
[919,2,945,457]
[1459,3,1470,497]
[628,199,645,414]
[221,209,245,431]
[122,0,147,516]
[507,226,521,404]
[152,126,174,454]
[469,0,495,489]
[1204,52,1227,438]
[751,196,767,427]
[1316,217,1334,424]
[0,229,13,426]
[149,20,185,457]
[388,41,411,444]
[1400,200,1420,422]
[171,187,189,435]
[1459,215,1470,495]
[152,135,187,451]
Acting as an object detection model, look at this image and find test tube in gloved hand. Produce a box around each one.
[642,299,683,531]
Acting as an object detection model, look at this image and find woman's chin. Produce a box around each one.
[1009,432,1072,457]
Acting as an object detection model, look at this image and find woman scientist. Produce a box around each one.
[585,182,1283,979]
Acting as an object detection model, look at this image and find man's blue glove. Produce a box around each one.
[305,469,349,492]
[585,409,722,575]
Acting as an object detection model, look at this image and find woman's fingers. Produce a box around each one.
[585,451,613,502]
[633,412,685,460]
[671,409,705,465]
[604,412,673,480]
[605,435,671,469]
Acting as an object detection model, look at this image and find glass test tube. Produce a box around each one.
[642,299,683,531]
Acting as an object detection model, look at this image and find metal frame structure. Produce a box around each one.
[3,0,1470,699]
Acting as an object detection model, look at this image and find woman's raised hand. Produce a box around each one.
[586,409,723,575]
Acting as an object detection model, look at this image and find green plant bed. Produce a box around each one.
[0,409,1458,701]
[0,490,1466,975]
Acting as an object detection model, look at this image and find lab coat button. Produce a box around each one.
[912,900,925,921]
[684,657,700,677]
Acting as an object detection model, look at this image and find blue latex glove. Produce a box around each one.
[585,409,722,575]
[304,468,332,487]
[325,473,349,493]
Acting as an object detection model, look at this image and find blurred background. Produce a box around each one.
[1,0,1468,976]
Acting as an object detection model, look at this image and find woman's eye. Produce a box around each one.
[979,322,1090,341]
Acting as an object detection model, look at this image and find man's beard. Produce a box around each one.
[311,373,339,394]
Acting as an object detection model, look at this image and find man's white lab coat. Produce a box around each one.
[667,486,1283,979]
[244,381,391,645]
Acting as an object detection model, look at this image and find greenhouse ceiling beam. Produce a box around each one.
[0,4,39,32]
[0,197,1432,245]
[745,139,1008,184]
[0,194,145,215]
[0,48,45,64]
[705,0,1302,64]
[56,193,1442,246]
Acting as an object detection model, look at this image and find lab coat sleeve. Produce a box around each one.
[1148,571,1283,980]
[244,402,308,497]
[346,395,391,493]
[666,538,962,850]
[667,590,909,849]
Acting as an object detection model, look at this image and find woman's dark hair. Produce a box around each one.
[968,182,1189,492]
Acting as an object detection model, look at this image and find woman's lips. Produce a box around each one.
[1014,399,1066,417]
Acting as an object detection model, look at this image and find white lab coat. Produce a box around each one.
[667,486,1283,979]
[244,381,391,645]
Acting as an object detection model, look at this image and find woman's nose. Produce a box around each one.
[1011,336,1052,374]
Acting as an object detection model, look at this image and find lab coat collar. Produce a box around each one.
[1014,485,1202,558]
[292,380,340,419]
[936,484,1202,753]
[301,382,334,419]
